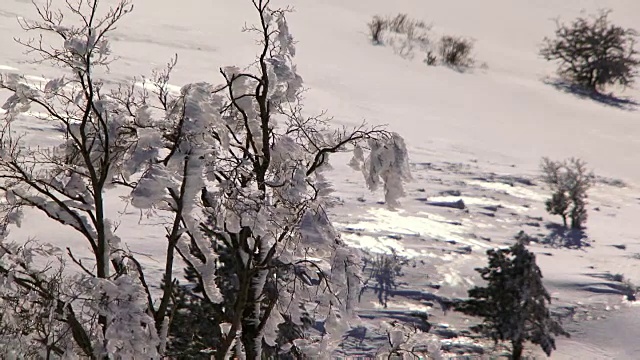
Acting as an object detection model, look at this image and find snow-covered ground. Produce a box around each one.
[3,0,640,358]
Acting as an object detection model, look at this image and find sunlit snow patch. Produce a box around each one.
[337,207,490,258]
[0,108,57,122]
[342,230,421,257]
[441,269,475,287]
[0,65,19,71]
[467,180,546,202]
[373,299,433,313]
[24,75,48,83]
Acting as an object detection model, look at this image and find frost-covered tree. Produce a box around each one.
[0,0,162,357]
[154,1,411,357]
[376,321,442,360]
[455,238,569,360]
[0,0,412,358]
[540,157,594,229]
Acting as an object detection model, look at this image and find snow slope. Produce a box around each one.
[3,0,640,358]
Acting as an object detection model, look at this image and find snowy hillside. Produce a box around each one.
[2,0,640,358]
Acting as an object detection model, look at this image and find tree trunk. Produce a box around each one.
[512,340,523,360]
[241,315,260,359]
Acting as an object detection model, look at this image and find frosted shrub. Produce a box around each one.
[377,321,443,359]
[368,16,387,44]
[367,15,479,69]
[540,158,594,229]
[387,14,428,35]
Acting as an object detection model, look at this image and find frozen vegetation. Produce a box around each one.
[0,0,639,358]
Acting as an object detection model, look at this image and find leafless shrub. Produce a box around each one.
[438,35,475,68]
[368,14,431,47]
[541,157,594,229]
[360,248,408,308]
[368,15,387,44]
[366,15,482,70]
[540,10,640,91]
[425,51,438,65]
[387,13,410,33]
[387,13,428,34]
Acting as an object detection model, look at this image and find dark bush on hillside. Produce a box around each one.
[368,15,387,44]
[438,35,475,67]
[540,10,640,91]
[367,14,430,45]
[367,15,481,69]
[425,51,437,65]
[387,13,427,35]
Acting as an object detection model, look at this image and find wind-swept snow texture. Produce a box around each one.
[3,0,640,358]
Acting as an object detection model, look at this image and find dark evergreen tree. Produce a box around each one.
[163,273,219,359]
[456,236,569,359]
